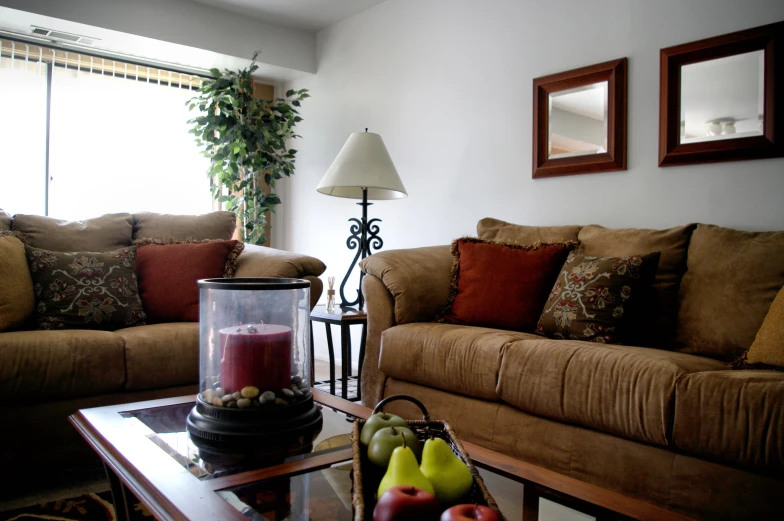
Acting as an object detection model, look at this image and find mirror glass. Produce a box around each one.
[548,81,608,159]
[680,50,764,144]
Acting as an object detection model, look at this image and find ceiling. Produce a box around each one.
[188,0,389,32]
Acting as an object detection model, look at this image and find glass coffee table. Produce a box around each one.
[69,389,692,521]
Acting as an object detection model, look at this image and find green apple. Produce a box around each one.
[368,426,422,468]
[360,412,408,445]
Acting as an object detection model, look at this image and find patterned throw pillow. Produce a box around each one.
[25,245,146,330]
[536,251,660,344]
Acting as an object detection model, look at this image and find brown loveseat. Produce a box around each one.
[359,217,783,521]
[0,210,326,493]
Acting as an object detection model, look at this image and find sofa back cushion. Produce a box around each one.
[677,224,784,361]
[12,213,133,252]
[477,217,581,244]
[132,211,236,241]
[0,233,35,331]
[0,209,11,231]
[577,224,696,347]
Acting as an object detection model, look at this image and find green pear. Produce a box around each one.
[368,426,422,467]
[360,412,409,445]
[419,437,474,505]
[377,445,435,498]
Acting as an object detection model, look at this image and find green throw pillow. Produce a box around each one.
[25,245,146,330]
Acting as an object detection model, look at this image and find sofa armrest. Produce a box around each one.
[234,245,326,310]
[359,245,453,325]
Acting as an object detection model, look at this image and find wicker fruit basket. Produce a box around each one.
[351,395,506,521]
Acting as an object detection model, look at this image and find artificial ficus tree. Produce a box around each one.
[188,52,309,245]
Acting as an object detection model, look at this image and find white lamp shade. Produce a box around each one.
[317,132,407,200]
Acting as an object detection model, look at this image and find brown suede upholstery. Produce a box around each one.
[477,217,582,243]
[673,370,784,473]
[117,323,199,391]
[0,208,10,231]
[12,213,134,252]
[361,274,396,406]
[235,244,327,279]
[132,211,237,241]
[677,224,784,361]
[380,323,540,400]
[360,245,453,325]
[496,338,724,446]
[577,224,696,347]
[0,330,125,400]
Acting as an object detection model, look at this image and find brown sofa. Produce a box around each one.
[0,210,326,493]
[359,217,784,521]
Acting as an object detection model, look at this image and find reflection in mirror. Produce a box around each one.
[680,50,764,144]
[548,81,608,159]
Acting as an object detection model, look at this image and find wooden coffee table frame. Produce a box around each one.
[69,390,693,521]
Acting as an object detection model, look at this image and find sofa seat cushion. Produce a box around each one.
[673,370,784,474]
[117,323,199,391]
[379,323,540,400]
[496,338,725,446]
[0,330,125,400]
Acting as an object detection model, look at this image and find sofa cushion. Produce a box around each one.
[677,224,784,361]
[441,238,576,332]
[117,323,199,391]
[0,330,125,400]
[477,217,581,244]
[26,246,146,331]
[577,224,696,347]
[0,208,11,231]
[496,338,725,446]
[132,211,236,241]
[673,370,784,473]
[135,239,244,323]
[379,322,541,401]
[0,233,35,331]
[536,251,661,345]
[12,213,133,252]
[734,284,784,370]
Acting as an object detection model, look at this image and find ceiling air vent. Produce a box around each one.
[29,26,100,46]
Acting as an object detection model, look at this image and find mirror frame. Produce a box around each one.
[659,21,784,167]
[532,57,627,179]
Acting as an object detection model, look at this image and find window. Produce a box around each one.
[0,40,212,220]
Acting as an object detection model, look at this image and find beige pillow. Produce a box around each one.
[0,232,35,331]
[0,208,11,231]
[132,211,236,241]
[12,213,133,252]
[734,285,784,369]
[477,217,582,243]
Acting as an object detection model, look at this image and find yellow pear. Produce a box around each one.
[377,445,435,498]
[419,437,473,504]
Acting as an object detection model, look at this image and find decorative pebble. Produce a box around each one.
[290,384,300,391]
[241,386,259,399]
[222,394,234,403]
[232,391,242,400]
[202,389,216,402]
[237,398,251,408]
[214,387,225,398]
[275,398,288,406]
[251,400,261,408]
[281,388,295,398]
[211,397,224,407]
[226,400,238,408]
[291,376,303,385]
[261,391,276,404]
[293,389,304,397]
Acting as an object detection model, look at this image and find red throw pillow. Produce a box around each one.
[441,238,577,332]
[135,239,244,323]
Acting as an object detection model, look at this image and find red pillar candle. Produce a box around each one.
[219,324,292,393]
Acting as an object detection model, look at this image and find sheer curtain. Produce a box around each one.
[48,65,212,220]
[0,50,48,216]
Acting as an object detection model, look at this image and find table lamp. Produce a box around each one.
[317,129,407,309]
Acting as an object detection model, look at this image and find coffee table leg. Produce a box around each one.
[523,484,539,520]
[341,324,351,399]
[357,323,367,401]
[105,463,130,521]
[325,324,336,395]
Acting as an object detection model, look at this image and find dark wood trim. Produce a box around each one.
[659,20,784,167]
[532,57,628,178]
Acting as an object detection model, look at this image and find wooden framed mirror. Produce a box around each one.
[532,58,627,179]
[659,21,784,166]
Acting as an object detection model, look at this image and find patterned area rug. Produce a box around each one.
[0,491,153,521]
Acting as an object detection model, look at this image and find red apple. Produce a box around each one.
[440,504,501,521]
[373,486,440,521]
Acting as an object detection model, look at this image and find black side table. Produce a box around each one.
[309,306,367,401]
